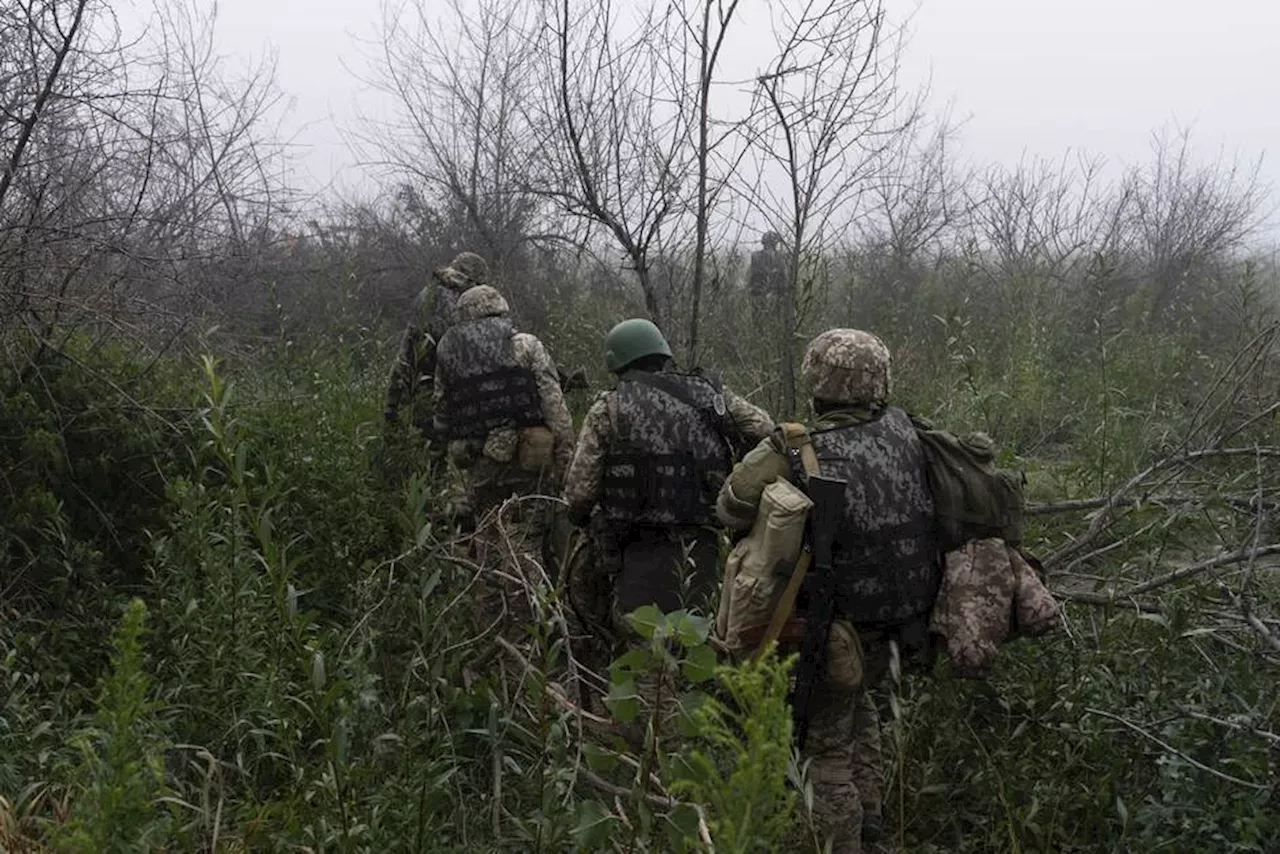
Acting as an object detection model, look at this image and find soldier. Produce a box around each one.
[562,318,774,645]
[383,251,490,437]
[716,328,942,854]
[433,284,575,626]
[747,231,787,329]
[748,231,786,298]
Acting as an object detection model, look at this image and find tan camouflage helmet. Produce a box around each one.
[432,251,489,292]
[801,328,892,405]
[450,251,488,284]
[457,284,510,321]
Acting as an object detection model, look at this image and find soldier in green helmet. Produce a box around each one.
[561,318,773,668]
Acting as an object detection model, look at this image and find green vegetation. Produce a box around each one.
[3,0,1276,849]
[2,269,1277,851]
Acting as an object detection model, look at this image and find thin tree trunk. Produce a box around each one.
[0,0,90,211]
[781,247,799,416]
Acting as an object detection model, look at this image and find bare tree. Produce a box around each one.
[971,153,1120,290]
[670,0,746,366]
[750,0,917,415]
[1123,127,1267,322]
[856,117,972,323]
[532,0,693,330]
[361,0,547,276]
[0,0,292,369]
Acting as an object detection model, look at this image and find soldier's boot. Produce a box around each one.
[861,813,886,852]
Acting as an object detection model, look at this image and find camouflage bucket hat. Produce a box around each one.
[457,284,509,321]
[433,265,468,292]
[801,328,892,405]
[433,251,489,293]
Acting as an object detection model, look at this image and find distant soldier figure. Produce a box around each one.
[717,329,943,854]
[383,251,490,437]
[563,318,773,643]
[748,230,787,329]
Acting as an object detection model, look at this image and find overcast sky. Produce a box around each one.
[203,0,1278,217]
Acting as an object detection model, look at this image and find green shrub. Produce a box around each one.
[51,599,177,852]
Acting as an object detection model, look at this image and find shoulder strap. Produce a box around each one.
[777,422,821,477]
[626,369,722,413]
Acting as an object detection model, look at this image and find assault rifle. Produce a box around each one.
[792,473,847,750]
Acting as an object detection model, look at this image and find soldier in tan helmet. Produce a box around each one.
[433,283,576,631]
[718,328,944,854]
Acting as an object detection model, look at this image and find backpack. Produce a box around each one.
[911,419,1026,552]
[715,423,864,693]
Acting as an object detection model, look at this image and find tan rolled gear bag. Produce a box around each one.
[716,423,864,692]
[517,425,555,472]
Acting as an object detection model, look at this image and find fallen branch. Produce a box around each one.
[1127,544,1280,596]
[496,636,615,729]
[1084,707,1270,791]
[1219,584,1280,655]
[1052,589,1165,614]
[1027,495,1277,517]
[1180,709,1280,745]
[578,769,715,847]
[1056,544,1280,606]
[1046,448,1280,569]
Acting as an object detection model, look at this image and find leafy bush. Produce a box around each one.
[51,599,176,853]
[1,295,1277,852]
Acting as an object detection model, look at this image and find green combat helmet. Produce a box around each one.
[801,328,891,406]
[604,318,672,374]
[457,285,509,321]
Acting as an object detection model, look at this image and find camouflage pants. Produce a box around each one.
[804,617,936,852]
[565,522,720,669]
[804,683,884,854]
[612,525,721,619]
[465,458,557,640]
[563,521,721,737]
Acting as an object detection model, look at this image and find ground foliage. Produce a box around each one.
[2,286,1279,852]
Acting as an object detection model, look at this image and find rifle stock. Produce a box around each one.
[792,474,846,749]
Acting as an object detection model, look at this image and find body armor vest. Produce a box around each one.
[435,317,543,439]
[602,371,731,528]
[808,406,940,624]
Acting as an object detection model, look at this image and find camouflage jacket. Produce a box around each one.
[383,280,465,420]
[717,405,941,624]
[929,538,1060,678]
[563,375,774,527]
[433,322,576,476]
